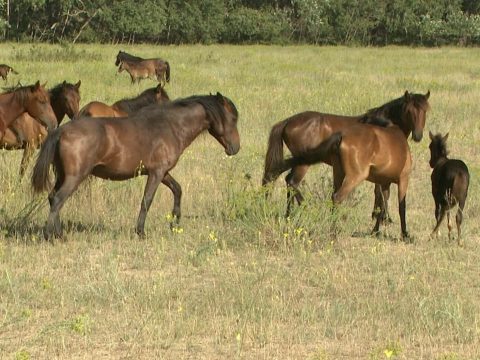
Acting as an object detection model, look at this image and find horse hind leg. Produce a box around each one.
[45,174,83,241]
[456,199,466,246]
[285,165,309,218]
[19,143,35,178]
[431,205,446,240]
[162,173,182,229]
[136,170,165,238]
[371,184,391,236]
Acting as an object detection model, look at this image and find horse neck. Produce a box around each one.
[50,97,66,123]
[0,92,28,130]
[171,107,210,150]
[373,101,411,138]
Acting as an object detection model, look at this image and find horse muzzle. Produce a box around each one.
[412,131,423,142]
[225,142,240,156]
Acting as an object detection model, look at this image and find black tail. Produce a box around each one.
[32,129,61,193]
[278,132,342,173]
[165,62,170,83]
[262,119,290,186]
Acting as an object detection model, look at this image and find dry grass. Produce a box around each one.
[0,43,479,359]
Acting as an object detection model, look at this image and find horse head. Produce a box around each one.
[208,92,240,156]
[403,90,430,142]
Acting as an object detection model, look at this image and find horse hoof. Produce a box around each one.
[402,233,414,244]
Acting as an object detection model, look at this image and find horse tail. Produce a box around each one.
[165,62,170,83]
[262,119,290,186]
[283,132,343,169]
[32,129,61,193]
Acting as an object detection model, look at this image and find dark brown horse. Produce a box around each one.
[428,132,470,245]
[0,82,57,141]
[262,91,430,220]
[275,118,413,240]
[116,51,170,86]
[0,64,18,81]
[32,93,240,240]
[77,84,169,118]
[0,81,81,176]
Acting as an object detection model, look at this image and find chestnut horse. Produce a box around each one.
[275,118,413,240]
[262,91,430,219]
[77,85,169,118]
[32,93,240,240]
[0,82,57,141]
[0,81,81,176]
[0,64,18,81]
[116,51,170,86]
[428,132,470,245]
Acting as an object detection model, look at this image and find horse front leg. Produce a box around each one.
[397,177,411,242]
[19,143,35,178]
[135,170,165,238]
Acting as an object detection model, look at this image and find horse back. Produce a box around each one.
[283,111,359,154]
[432,159,469,206]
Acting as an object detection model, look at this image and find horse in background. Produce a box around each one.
[0,81,81,176]
[0,64,18,81]
[428,132,470,246]
[262,90,430,220]
[77,84,169,118]
[115,50,170,86]
[32,93,240,240]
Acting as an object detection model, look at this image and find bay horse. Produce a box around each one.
[262,90,430,220]
[428,132,470,245]
[0,81,81,176]
[275,118,413,240]
[32,93,240,240]
[118,60,170,86]
[0,64,18,81]
[77,84,169,118]
[0,81,57,142]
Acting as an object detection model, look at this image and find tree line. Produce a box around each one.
[1,0,480,46]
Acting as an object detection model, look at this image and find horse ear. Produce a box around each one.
[63,80,67,85]
[443,132,449,142]
[75,80,81,89]
[155,84,162,93]
[34,80,40,90]
[404,90,410,100]
[216,92,223,101]
[425,90,430,99]
[429,131,434,140]
[42,81,48,88]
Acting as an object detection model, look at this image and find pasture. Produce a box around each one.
[0,43,479,359]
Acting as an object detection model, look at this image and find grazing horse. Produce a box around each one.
[115,50,170,86]
[275,118,413,240]
[0,82,57,142]
[118,60,170,86]
[0,81,81,176]
[77,85,169,118]
[32,93,240,240]
[428,132,470,245]
[262,91,430,219]
[0,64,18,81]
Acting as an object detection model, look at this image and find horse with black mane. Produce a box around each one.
[428,132,470,245]
[77,84,169,118]
[1,81,81,176]
[32,93,240,240]
[262,90,430,221]
[274,117,413,241]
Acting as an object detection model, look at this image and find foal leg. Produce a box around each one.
[285,165,309,218]
[456,199,466,246]
[135,170,165,238]
[397,178,411,242]
[447,212,452,240]
[162,173,182,228]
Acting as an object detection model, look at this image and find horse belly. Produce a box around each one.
[91,163,146,181]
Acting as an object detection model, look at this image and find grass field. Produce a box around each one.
[1,43,480,359]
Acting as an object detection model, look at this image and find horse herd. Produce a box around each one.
[0,51,470,245]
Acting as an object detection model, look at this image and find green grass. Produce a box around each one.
[0,43,480,359]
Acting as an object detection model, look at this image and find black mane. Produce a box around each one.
[114,87,169,114]
[358,117,393,128]
[118,51,144,63]
[172,94,238,123]
[49,82,78,102]
[430,133,449,159]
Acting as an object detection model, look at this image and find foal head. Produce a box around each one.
[428,131,449,168]
[50,80,81,122]
[207,93,240,156]
[403,90,430,142]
